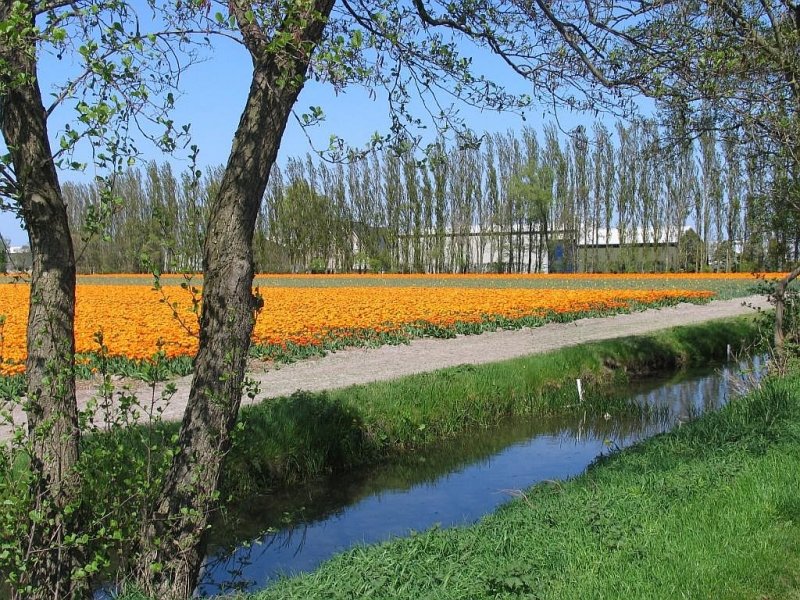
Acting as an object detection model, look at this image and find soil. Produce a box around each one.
[2,295,770,438]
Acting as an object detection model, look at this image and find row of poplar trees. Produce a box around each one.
[66,121,799,275]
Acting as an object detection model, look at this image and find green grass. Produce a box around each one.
[240,369,800,600]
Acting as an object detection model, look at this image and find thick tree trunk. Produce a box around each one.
[0,3,81,598]
[138,3,335,597]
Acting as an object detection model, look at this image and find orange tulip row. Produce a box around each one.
[0,282,714,375]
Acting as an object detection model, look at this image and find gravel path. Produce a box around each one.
[1,295,770,437]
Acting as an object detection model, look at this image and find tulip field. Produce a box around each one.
[0,272,777,377]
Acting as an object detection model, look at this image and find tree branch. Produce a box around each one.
[33,0,78,15]
[228,0,266,59]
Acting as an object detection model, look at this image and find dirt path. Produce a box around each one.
[1,295,770,437]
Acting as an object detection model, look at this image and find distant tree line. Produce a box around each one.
[65,121,800,274]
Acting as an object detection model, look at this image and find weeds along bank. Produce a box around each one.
[241,366,800,600]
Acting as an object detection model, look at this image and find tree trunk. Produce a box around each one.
[0,3,81,597]
[774,265,800,349]
[542,216,550,274]
[527,220,533,273]
[137,3,335,597]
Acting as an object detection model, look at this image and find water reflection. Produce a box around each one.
[196,358,763,597]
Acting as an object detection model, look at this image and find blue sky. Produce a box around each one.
[1,23,610,246]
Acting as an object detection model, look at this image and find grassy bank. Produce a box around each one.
[220,316,761,497]
[229,362,800,599]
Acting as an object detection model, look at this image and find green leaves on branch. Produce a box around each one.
[0,2,37,100]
